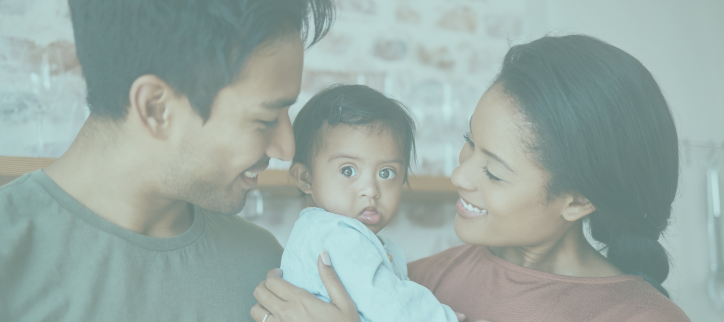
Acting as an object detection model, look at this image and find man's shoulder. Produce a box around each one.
[200,209,282,253]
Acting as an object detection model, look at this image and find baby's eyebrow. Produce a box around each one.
[327,154,404,165]
[328,154,359,162]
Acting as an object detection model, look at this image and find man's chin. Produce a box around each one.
[194,195,248,216]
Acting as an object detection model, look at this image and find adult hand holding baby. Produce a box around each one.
[251,253,359,322]
[251,252,485,322]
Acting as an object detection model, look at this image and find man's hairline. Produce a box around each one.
[90,30,304,124]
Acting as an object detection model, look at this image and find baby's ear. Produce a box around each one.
[289,162,313,195]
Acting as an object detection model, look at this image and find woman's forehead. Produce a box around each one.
[472,87,539,171]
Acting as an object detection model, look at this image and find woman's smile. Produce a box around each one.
[456,197,489,219]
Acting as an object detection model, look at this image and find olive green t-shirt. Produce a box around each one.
[0,170,283,322]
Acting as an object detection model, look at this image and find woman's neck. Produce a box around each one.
[488,220,624,278]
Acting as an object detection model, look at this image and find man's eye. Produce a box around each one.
[340,166,358,178]
[260,119,279,129]
[379,168,396,180]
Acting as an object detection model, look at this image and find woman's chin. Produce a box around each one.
[454,215,488,245]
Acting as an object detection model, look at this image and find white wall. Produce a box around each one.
[541,1,724,320]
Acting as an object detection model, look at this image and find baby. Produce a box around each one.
[280,84,459,322]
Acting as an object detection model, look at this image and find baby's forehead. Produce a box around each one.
[315,124,406,163]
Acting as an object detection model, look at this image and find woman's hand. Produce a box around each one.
[250,252,359,322]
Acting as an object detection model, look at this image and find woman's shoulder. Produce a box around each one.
[589,280,690,322]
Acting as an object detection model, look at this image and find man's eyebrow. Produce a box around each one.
[482,149,515,174]
[262,98,297,110]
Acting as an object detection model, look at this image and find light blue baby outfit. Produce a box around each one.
[280,207,458,322]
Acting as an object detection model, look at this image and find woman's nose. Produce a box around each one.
[452,145,477,192]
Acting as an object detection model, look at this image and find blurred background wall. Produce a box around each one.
[1,0,722,320]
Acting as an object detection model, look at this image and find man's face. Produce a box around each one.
[163,34,302,214]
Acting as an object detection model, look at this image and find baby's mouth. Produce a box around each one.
[359,207,382,225]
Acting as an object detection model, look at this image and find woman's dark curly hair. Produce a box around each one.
[494,35,679,297]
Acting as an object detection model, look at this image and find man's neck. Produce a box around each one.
[44,119,193,238]
[488,220,624,278]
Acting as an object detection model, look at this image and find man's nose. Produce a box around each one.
[265,109,295,161]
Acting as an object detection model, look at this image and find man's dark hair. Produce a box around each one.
[292,84,417,183]
[68,0,334,120]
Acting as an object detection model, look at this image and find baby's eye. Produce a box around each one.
[340,166,358,178]
[379,168,396,180]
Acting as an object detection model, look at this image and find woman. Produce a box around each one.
[251,35,690,322]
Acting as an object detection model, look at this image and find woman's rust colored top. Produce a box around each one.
[408,244,690,322]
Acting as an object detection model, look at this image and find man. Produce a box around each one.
[0,0,332,321]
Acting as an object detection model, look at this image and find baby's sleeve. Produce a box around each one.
[322,220,459,322]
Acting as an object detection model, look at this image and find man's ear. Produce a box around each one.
[129,74,174,138]
[561,193,596,222]
[289,162,313,195]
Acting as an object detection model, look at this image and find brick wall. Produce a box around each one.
[0,0,533,177]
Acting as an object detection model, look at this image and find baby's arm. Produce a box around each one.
[282,212,458,322]
[325,221,458,322]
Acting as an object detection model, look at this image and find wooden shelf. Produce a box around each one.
[0,156,458,202]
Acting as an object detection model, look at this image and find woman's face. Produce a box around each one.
[452,85,573,247]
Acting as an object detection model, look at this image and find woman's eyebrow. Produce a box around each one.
[482,149,515,174]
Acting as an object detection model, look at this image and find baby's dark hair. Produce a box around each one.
[292,84,416,182]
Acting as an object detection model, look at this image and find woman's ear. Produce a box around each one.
[561,193,596,222]
[290,162,313,195]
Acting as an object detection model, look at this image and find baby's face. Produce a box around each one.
[309,125,405,234]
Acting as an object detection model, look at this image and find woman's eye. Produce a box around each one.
[483,166,502,182]
[379,168,396,180]
[340,166,358,177]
